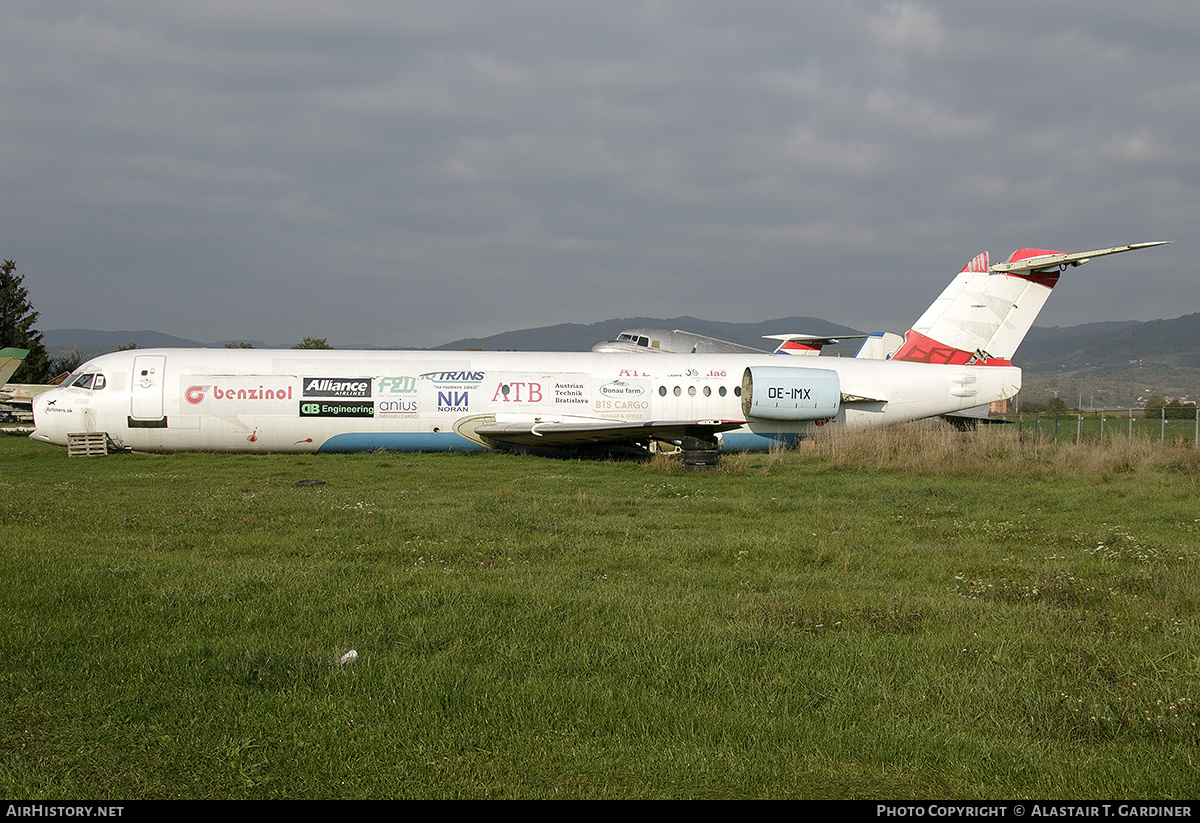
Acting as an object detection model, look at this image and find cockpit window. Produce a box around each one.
[68,373,106,390]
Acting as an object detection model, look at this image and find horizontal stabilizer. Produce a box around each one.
[988,242,1169,276]
[764,333,868,356]
[892,241,1169,365]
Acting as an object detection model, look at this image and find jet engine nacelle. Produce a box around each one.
[741,366,841,421]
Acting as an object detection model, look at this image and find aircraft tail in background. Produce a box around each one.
[0,349,29,386]
[889,242,1169,366]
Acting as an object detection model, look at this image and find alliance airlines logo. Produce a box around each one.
[303,377,371,398]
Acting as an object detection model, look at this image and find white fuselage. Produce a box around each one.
[29,348,1020,453]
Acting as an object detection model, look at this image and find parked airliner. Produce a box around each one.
[29,243,1166,462]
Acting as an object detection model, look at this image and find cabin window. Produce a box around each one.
[658,386,667,396]
[718,386,727,397]
[687,386,696,397]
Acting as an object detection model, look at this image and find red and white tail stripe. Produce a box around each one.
[891,248,1064,366]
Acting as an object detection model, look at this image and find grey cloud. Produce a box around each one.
[2,1,1195,347]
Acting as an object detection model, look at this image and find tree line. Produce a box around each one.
[1020,393,1198,417]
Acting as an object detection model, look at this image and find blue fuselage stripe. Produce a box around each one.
[317,432,487,453]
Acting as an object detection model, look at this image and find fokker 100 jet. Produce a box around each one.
[29,243,1167,464]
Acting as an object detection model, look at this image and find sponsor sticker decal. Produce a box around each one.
[437,390,470,412]
[421,371,485,387]
[599,379,645,398]
[299,401,375,418]
[303,378,372,398]
[378,376,418,394]
[553,381,588,405]
[185,384,294,405]
[491,382,543,403]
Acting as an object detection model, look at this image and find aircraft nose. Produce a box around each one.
[29,389,65,445]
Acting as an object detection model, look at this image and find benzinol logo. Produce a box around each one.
[186,385,293,405]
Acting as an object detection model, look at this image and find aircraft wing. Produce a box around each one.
[466,416,748,450]
[988,242,1169,275]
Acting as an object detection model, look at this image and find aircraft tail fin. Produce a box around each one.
[0,348,29,386]
[889,242,1168,365]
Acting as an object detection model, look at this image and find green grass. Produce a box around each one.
[1003,412,1200,447]
[1,425,1198,798]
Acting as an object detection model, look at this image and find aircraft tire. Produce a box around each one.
[682,448,720,471]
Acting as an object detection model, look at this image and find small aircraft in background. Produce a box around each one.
[0,348,30,422]
[0,348,27,386]
[0,348,69,424]
[29,242,1167,464]
[591,328,869,356]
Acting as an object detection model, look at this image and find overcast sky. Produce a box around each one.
[3,1,1197,348]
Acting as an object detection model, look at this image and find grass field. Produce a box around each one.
[1002,412,1200,447]
[1,424,1198,799]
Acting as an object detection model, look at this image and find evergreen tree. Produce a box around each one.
[0,260,52,383]
[292,337,333,349]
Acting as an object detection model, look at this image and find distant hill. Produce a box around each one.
[1016,314,1200,369]
[41,330,270,364]
[1015,313,1200,408]
[434,315,863,353]
[45,328,203,348]
[1019,320,1141,345]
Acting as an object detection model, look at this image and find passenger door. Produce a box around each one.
[130,354,167,422]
